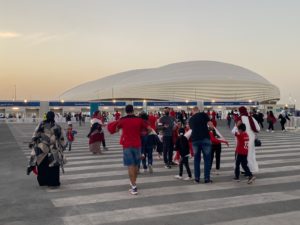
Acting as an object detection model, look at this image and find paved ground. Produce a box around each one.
[1,121,300,225]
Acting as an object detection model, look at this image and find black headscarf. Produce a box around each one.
[46,111,55,123]
[87,122,102,138]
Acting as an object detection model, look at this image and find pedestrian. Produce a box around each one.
[189,106,214,183]
[114,110,121,121]
[159,107,176,169]
[278,110,290,132]
[226,112,232,128]
[174,128,192,180]
[65,121,77,151]
[266,111,276,132]
[233,123,256,184]
[87,122,103,155]
[156,131,164,160]
[234,106,260,173]
[27,111,65,187]
[139,112,157,173]
[78,112,82,126]
[209,126,229,174]
[91,110,108,151]
[110,105,150,195]
[257,110,264,129]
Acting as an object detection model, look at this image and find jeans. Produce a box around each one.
[65,141,73,151]
[142,146,153,169]
[192,138,212,181]
[163,136,174,165]
[123,148,141,166]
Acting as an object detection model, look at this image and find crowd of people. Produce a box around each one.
[26,105,291,195]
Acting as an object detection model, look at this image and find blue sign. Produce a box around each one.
[98,102,126,107]
[147,101,197,107]
[133,102,143,107]
[204,101,259,106]
[0,101,40,107]
[49,101,90,107]
[49,101,126,107]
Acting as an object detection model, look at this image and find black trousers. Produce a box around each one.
[211,143,221,170]
[37,155,60,187]
[280,121,286,130]
[235,154,252,179]
[163,136,174,165]
[179,156,192,177]
[259,121,264,128]
[102,138,106,148]
[268,121,274,130]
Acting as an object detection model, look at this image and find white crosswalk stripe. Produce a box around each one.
[7,122,300,225]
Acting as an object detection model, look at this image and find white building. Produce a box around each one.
[60,61,280,104]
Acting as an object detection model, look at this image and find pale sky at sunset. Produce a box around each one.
[1,0,299,107]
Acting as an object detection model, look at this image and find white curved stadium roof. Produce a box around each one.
[60,61,280,102]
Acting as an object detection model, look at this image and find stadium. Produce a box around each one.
[60,61,280,104]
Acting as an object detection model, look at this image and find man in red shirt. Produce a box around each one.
[116,105,150,195]
[234,123,256,184]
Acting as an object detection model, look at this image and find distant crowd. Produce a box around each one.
[26,106,291,196]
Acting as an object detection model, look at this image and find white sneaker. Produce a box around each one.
[130,187,138,195]
[271,130,274,133]
[174,175,183,180]
[143,168,147,173]
[266,129,270,132]
[183,177,193,181]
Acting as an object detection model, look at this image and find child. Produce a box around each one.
[174,128,192,180]
[65,122,77,151]
[209,127,229,174]
[234,123,256,184]
[156,131,163,160]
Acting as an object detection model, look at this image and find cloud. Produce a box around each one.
[25,32,73,46]
[0,32,21,38]
[0,31,73,45]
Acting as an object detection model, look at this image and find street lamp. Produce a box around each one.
[24,99,28,103]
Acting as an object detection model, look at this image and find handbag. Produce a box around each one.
[255,138,262,147]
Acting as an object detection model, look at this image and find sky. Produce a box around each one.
[1,0,299,107]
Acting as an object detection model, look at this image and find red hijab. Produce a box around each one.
[239,106,259,133]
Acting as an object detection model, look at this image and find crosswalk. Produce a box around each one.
[8,122,300,225]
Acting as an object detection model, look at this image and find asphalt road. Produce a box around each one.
[1,121,300,225]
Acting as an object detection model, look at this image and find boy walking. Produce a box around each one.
[65,122,77,151]
[174,128,192,180]
[234,123,256,184]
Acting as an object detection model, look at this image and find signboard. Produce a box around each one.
[0,101,40,107]
[97,102,126,107]
[133,102,143,107]
[147,101,197,107]
[204,101,259,106]
[49,101,90,107]
[49,101,126,107]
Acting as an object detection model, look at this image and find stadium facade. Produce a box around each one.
[1,61,285,119]
[60,61,280,103]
